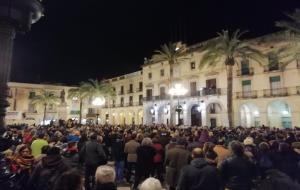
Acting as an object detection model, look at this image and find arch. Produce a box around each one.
[267,100,292,128]
[240,102,260,127]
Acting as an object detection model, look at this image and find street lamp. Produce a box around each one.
[169,84,188,125]
[92,97,105,125]
[0,0,43,134]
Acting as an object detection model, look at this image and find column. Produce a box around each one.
[0,23,15,134]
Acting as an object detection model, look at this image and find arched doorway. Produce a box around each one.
[191,105,202,126]
[240,103,260,127]
[267,101,292,128]
[206,102,222,128]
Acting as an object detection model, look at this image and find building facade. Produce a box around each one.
[5,36,300,128]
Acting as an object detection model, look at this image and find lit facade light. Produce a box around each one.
[92,97,105,106]
[282,110,289,115]
[169,83,188,96]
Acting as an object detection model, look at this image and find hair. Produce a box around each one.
[259,142,270,153]
[53,169,84,190]
[139,177,163,190]
[47,146,61,156]
[95,165,116,184]
[142,137,153,146]
[192,148,203,158]
[41,145,50,154]
[203,142,215,153]
[18,145,32,154]
[229,141,244,156]
[90,133,98,140]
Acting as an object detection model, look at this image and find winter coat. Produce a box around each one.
[124,140,140,163]
[111,138,125,162]
[62,148,80,168]
[213,145,230,166]
[165,145,190,188]
[177,158,221,190]
[95,182,117,190]
[136,145,156,173]
[219,155,256,190]
[153,143,164,163]
[28,155,70,190]
[79,140,107,166]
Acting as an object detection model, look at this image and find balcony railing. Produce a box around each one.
[264,64,280,72]
[127,90,134,94]
[236,68,254,76]
[264,88,288,97]
[201,88,221,96]
[86,113,97,117]
[236,91,257,99]
[136,88,143,92]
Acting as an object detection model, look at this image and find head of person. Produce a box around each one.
[139,177,163,190]
[37,131,45,139]
[95,165,116,184]
[19,145,32,157]
[47,146,61,156]
[192,148,204,159]
[177,138,187,147]
[203,142,215,154]
[229,141,244,157]
[53,169,84,190]
[90,133,98,140]
[142,137,153,146]
[259,142,270,153]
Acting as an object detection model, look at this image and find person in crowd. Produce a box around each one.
[165,138,190,190]
[53,169,85,190]
[111,132,125,184]
[139,177,164,190]
[133,137,156,189]
[219,140,256,190]
[152,137,164,182]
[213,138,231,167]
[62,141,80,169]
[28,146,70,190]
[177,148,221,190]
[10,145,35,190]
[243,136,258,162]
[124,133,140,183]
[257,142,273,178]
[30,131,48,158]
[79,133,107,190]
[95,165,117,190]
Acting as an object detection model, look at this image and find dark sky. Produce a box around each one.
[10,0,300,85]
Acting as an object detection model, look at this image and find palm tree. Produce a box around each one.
[31,91,60,125]
[150,42,187,125]
[67,84,90,125]
[199,30,265,127]
[276,9,300,34]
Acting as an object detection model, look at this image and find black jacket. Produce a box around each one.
[111,138,125,162]
[79,140,107,166]
[177,158,221,190]
[95,182,117,190]
[219,155,256,190]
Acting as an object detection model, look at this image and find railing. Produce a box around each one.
[264,64,280,72]
[236,68,254,76]
[136,88,143,92]
[127,90,134,94]
[201,88,221,96]
[264,88,288,97]
[236,91,258,99]
[86,113,97,117]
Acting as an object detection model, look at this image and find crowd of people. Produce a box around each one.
[1,120,300,190]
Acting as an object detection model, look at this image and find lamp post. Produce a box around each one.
[0,0,43,134]
[169,84,188,126]
[92,97,105,125]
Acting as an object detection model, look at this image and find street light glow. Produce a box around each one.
[92,97,105,106]
[169,83,188,96]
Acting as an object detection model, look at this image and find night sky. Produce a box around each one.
[10,0,300,85]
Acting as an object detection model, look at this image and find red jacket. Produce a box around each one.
[153,143,164,163]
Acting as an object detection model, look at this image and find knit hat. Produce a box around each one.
[243,137,255,146]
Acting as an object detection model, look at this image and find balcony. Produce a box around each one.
[201,88,221,96]
[264,64,280,72]
[127,90,134,94]
[86,113,97,117]
[236,91,258,99]
[264,88,288,97]
[189,91,200,97]
[236,68,254,76]
[136,88,143,92]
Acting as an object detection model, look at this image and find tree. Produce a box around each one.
[67,84,89,125]
[150,42,187,125]
[82,79,116,99]
[199,30,265,127]
[31,91,60,125]
[276,9,300,34]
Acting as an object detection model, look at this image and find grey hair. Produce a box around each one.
[141,137,153,146]
[95,165,116,184]
[139,177,163,190]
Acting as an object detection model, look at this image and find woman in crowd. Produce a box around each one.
[95,165,117,190]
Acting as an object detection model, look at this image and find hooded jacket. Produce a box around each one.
[177,158,221,190]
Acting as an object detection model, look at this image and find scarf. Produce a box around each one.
[14,155,35,172]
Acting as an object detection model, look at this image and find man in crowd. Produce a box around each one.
[30,131,48,158]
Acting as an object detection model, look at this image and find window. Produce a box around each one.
[120,97,124,107]
[139,95,143,105]
[28,103,36,113]
[146,89,153,101]
[268,53,279,71]
[205,78,217,95]
[129,84,133,93]
[160,87,166,99]
[241,59,250,75]
[112,100,115,107]
[190,62,196,70]
[120,86,124,94]
[242,80,251,97]
[148,72,152,79]
[270,76,281,96]
[88,108,96,114]
[160,69,164,77]
[129,96,133,106]
[170,68,173,76]
[190,82,197,96]
[29,91,35,99]
[139,82,143,91]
